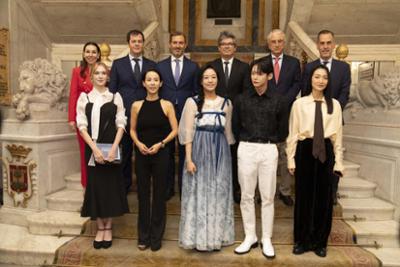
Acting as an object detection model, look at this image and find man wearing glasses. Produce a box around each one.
[208,31,252,204]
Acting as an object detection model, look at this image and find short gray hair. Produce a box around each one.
[218,31,236,45]
[267,29,286,42]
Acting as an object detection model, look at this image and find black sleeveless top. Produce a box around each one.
[137,98,171,147]
[85,95,117,144]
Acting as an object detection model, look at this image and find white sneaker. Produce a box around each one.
[261,238,275,259]
[234,236,258,254]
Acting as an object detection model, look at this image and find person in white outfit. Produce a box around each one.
[232,59,288,259]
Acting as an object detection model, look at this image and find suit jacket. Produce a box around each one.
[208,57,251,103]
[301,59,351,110]
[259,54,301,107]
[156,56,199,119]
[68,67,93,122]
[109,55,156,116]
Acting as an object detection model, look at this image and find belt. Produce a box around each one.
[243,139,275,144]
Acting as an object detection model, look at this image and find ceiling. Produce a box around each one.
[24,0,159,44]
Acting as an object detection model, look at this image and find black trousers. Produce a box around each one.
[230,143,240,193]
[135,147,168,247]
[166,139,185,197]
[121,131,133,193]
[294,139,335,250]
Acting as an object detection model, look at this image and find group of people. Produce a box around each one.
[67,28,350,258]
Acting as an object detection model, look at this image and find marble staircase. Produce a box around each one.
[339,161,400,267]
[0,174,87,266]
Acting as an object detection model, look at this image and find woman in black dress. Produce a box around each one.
[286,65,344,257]
[77,62,129,249]
[130,69,178,251]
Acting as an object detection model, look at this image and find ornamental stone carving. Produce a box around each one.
[347,67,400,114]
[11,58,68,120]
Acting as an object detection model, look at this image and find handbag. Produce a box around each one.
[97,143,122,164]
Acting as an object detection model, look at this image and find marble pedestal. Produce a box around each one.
[0,109,80,265]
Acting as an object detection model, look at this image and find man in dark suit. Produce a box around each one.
[109,29,156,193]
[259,29,301,206]
[208,31,252,203]
[301,29,351,204]
[156,32,199,200]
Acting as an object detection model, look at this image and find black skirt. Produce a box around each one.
[294,138,336,249]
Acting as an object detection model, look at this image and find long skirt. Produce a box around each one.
[179,130,235,251]
[294,138,336,250]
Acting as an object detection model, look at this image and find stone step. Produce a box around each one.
[346,220,400,248]
[343,160,361,178]
[64,172,82,191]
[366,248,400,267]
[339,197,395,221]
[338,177,377,198]
[45,189,83,212]
[0,223,73,266]
[26,210,87,235]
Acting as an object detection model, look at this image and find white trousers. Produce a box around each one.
[237,141,278,240]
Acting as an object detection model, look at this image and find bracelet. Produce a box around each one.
[160,141,165,148]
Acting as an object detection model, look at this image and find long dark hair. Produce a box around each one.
[80,42,101,79]
[196,63,220,116]
[304,64,333,114]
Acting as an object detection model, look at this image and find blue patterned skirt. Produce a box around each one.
[179,128,235,250]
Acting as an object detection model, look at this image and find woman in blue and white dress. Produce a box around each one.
[178,64,235,251]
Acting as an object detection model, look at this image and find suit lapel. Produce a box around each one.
[123,56,137,84]
[277,55,289,86]
[178,57,191,88]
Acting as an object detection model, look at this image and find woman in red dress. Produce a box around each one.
[68,42,101,187]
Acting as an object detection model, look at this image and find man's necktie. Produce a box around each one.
[274,57,280,83]
[224,61,229,86]
[174,59,181,86]
[323,61,329,66]
[312,100,326,163]
[132,58,141,83]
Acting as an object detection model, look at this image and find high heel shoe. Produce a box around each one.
[102,228,113,249]
[93,229,104,249]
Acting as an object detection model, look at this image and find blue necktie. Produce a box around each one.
[174,59,180,86]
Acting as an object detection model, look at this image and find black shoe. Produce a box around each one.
[93,240,103,249]
[279,193,294,206]
[102,228,113,249]
[102,240,112,249]
[292,244,305,255]
[314,247,327,257]
[151,244,162,251]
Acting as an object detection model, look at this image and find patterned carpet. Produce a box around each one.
[54,193,381,267]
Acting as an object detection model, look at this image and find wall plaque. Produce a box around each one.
[0,28,11,105]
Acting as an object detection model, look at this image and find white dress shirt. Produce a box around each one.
[221,57,234,77]
[129,54,143,73]
[171,55,184,77]
[320,58,333,71]
[76,88,127,141]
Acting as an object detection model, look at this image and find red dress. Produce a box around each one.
[68,67,93,187]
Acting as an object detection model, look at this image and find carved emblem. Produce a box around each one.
[2,144,37,207]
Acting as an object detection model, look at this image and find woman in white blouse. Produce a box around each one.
[286,64,344,257]
[178,64,235,251]
[76,62,129,249]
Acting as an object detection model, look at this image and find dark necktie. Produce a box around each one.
[224,61,229,86]
[312,100,326,163]
[174,59,181,85]
[132,58,141,83]
[323,61,329,66]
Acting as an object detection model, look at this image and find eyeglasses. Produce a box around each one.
[219,42,235,47]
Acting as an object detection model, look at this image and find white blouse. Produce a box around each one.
[178,96,235,145]
[286,94,344,172]
[76,88,126,140]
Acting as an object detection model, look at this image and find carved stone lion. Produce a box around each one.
[347,67,400,114]
[12,58,67,120]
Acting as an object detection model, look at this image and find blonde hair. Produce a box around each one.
[90,62,109,80]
